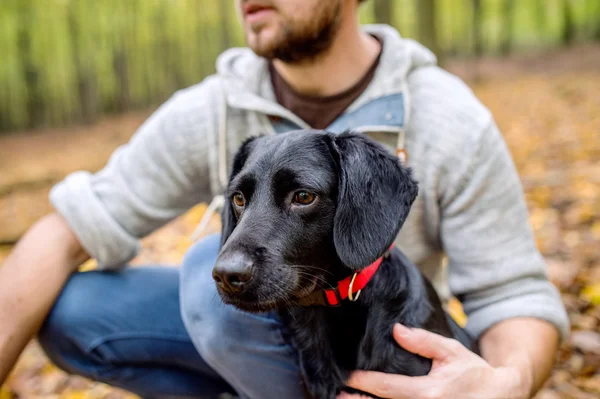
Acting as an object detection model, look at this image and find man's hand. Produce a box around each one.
[337,323,531,399]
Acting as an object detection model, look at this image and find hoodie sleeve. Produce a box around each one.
[406,66,569,342]
[49,79,220,270]
[438,119,570,341]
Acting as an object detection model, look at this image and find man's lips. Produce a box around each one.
[243,3,275,24]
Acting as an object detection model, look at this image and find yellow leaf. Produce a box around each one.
[591,221,600,240]
[182,203,209,226]
[175,236,192,255]
[61,392,89,399]
[447,297,468,328]
[0,245,12,265]
[0,387,12,399]
[581,283,600,306]
[79,259,98,272]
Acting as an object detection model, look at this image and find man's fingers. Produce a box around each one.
[340,325,467,398]
[393,323,464,361]
[345,370,428,399]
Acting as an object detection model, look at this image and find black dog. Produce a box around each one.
[213,129,477,399]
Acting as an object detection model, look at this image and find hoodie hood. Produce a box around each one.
[215,24,437,120]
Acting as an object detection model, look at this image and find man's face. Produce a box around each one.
[236,0,343,63]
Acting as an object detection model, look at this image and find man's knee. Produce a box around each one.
[180,234,228,362]
[180,234,288,367]
[38,271,108,375]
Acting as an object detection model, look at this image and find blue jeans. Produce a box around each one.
[38,234,305,399]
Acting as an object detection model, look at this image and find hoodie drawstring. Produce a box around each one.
[190,81,229,242]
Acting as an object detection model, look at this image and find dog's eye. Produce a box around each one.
[232,193,246,207]
[293,191,316,205]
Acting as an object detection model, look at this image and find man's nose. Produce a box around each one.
[213,252,254,295]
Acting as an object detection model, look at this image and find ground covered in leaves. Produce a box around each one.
[1,44,599,398]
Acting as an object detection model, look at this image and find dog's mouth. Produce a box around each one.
[216,269,322,312]
[221,296,281,313]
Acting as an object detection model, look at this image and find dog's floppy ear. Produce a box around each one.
[220,136,257,248]
[328,132,418,269]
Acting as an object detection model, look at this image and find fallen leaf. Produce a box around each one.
[546,258,580,289]
[581,283,600,306]
[0,387,12,399]
[447,297,468,328]
[534,390,562,399]
[568,353,585,374]
[61,391,90,399]
[575,374,600,393]
[570,313,598,330]
[571,331,600,355]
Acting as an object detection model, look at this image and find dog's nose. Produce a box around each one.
[213,252,254,295]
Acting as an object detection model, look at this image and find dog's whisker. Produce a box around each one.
[293,271,336,290]
[265,279,300,319]
[287,265,336,287]
[290,264,335,277]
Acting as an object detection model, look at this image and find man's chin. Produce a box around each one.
[245,30,282,59]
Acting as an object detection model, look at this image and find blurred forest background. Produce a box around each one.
[1,0,599,398]
[1,0,600,131]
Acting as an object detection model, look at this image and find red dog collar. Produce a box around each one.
[297,245,394,307]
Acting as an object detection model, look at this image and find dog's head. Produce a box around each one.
[213,130,418,312]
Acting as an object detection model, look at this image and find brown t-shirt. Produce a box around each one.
[269,49,382,129]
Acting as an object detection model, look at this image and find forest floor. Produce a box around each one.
[1,44,599,398]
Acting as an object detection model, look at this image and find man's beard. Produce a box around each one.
[250,1,342,63]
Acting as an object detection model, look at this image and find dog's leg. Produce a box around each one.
[283,309,347,399]
[297,351,346,399]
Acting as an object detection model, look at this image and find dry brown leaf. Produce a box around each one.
[571,331,600,355]
[575,375,600,393]
[547,258,580,290]
[534,389,562,399]
[570,313,598,331]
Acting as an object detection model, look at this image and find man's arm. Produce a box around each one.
[480,318,559,398]
[1,78,222,383]
[0,213,89,383]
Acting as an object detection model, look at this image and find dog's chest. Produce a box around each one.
[286,304,369,370]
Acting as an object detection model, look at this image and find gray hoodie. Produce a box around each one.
[49,24,569,340]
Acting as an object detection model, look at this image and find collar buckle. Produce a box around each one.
[348,272,362,302]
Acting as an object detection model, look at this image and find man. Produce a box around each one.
[0,0,569,398]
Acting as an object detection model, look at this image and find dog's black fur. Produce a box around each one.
[213,129,475,399]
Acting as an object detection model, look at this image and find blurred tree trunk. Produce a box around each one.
[17,4,42,128]
[472,0,483,57]
[416,0,443,64]
[534,0,546,39]
[588,0,600,39]
[113,51,130,112]
[563,0,576,44]
[373,0,394,26]
[595,0,600,39]
[219,0,232,49]
[69,2,98,124]
[500,0,515,55]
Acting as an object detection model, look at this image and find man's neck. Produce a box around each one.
[272,20,381,97]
